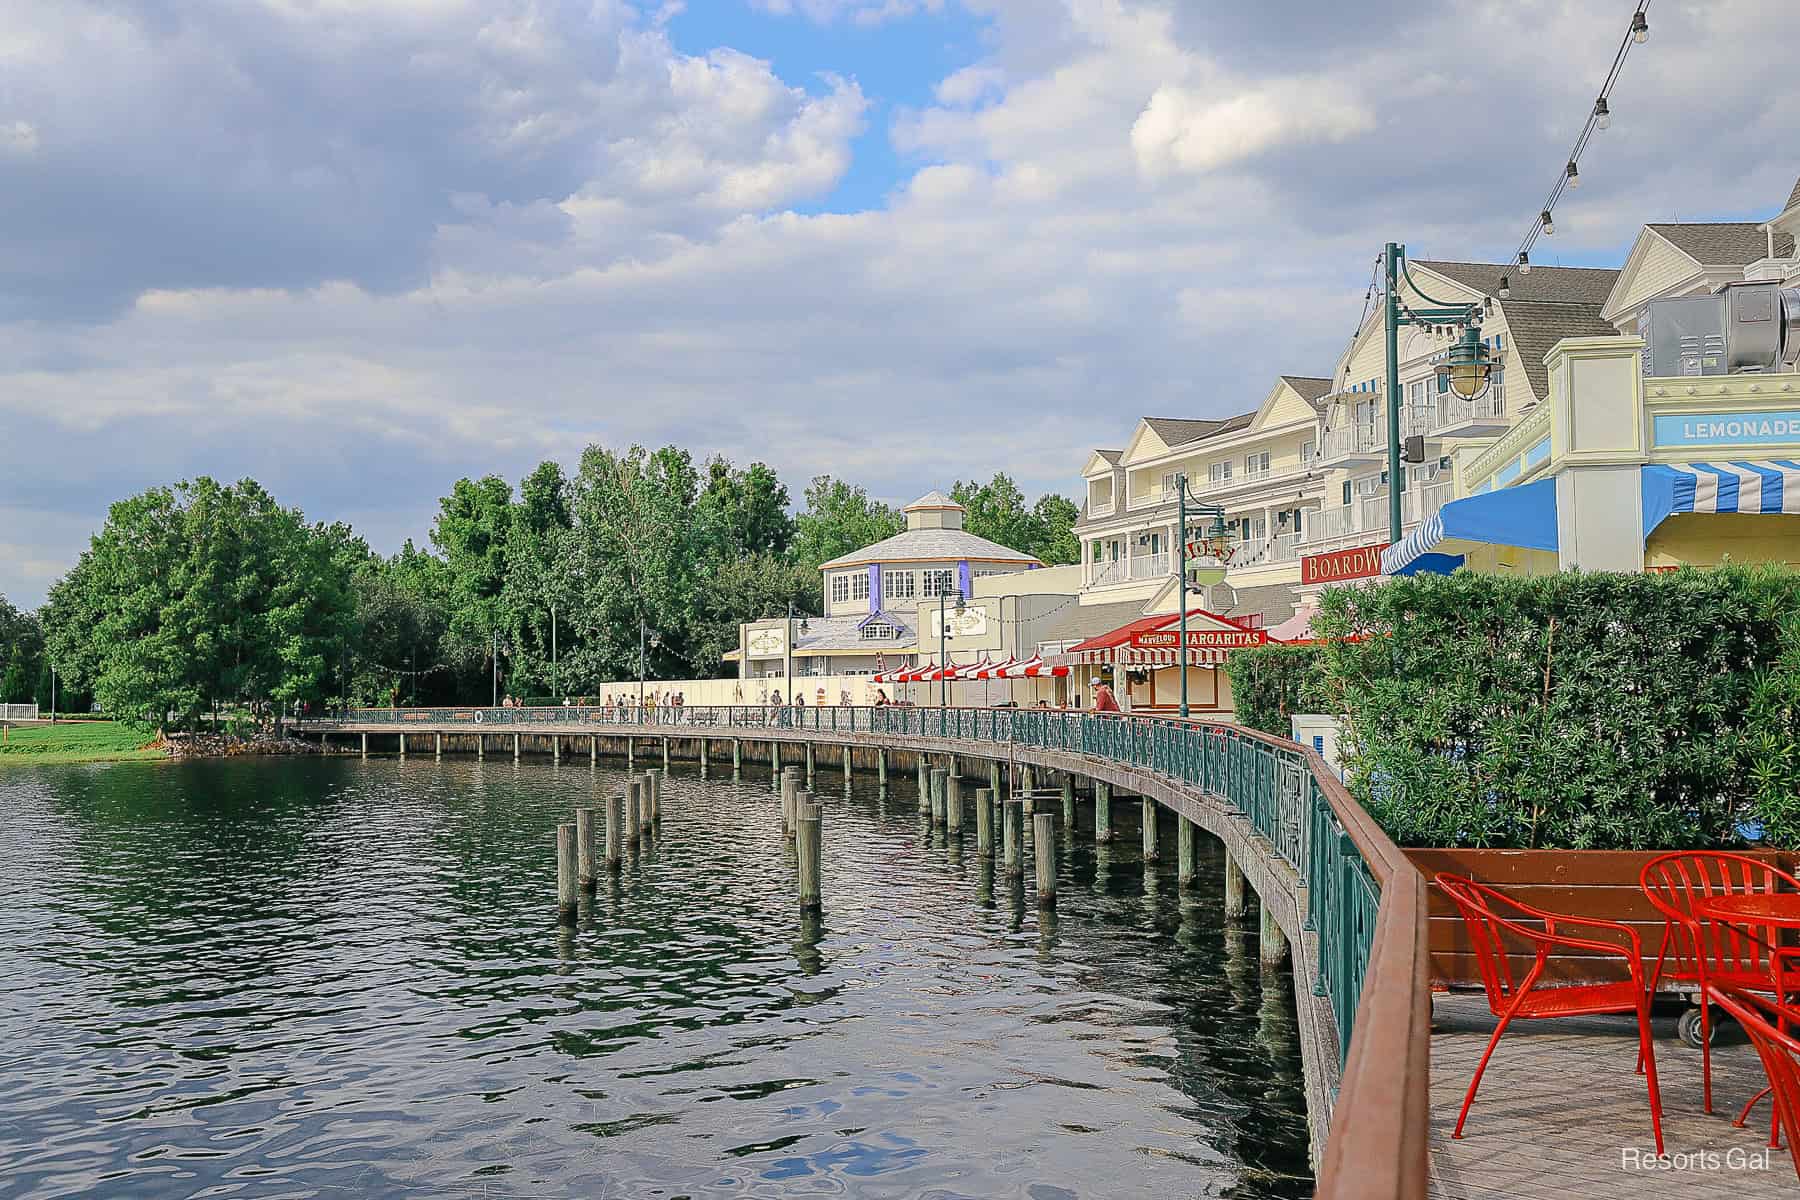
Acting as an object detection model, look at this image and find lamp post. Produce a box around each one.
[1173,472,1231,720]
[939,586,965,708]
[1381,242,1497,543]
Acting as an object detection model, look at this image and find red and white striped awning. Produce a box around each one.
[1003,654,1070,678]
[974,656,1015,679]
[1062,645,1239,666]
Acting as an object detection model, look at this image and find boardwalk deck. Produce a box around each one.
[1430,992,1793,1198]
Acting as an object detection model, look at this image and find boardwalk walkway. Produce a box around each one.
[1430,992,1792,1198]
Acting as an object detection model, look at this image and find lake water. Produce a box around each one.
[0,756,1312,1199]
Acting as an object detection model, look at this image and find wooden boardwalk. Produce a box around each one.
[1430,992,1794,1198]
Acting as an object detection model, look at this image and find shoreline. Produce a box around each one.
[0,723,341,766]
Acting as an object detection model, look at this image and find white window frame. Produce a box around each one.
[851,572,870,602]
[887,570,916,600]
[1301,440,1316,465]
[922,569,957,598]
[830,574,850,604]
[1208,461,1233,484]
[1246,451,1270,475]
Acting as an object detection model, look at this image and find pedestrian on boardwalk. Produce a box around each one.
[1092,682,1120,713]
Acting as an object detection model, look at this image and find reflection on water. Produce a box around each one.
[0,756,1312,1198]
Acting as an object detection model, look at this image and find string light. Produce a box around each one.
[1509,2,1650,272]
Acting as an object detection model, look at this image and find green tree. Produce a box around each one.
[950,473,1081,564]
[697,458,795,559]
[500,461,574,697]
[792,476,902,571]
[0,595,44,704]
[42,478,359,730]
[430,474,515,677]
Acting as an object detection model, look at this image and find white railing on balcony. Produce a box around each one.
[1129,552,1170,580]
[1090,558,1128,587]
[1432,390,1505,430]
[1403,482,1453,526]
[1322,424,1383,459]
[1088,499,1114,519]
[1358,495,1387,532]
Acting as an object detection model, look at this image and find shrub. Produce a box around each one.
[1227,643,1330,736]
[1314,566,1800,850]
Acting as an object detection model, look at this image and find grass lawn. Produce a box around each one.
[0,720,168,764]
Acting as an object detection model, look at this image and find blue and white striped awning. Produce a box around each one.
[1642,461,1800,533]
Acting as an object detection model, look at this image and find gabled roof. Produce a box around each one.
[1142,415,1251,448]
[818,527,1040,571]
[1787,175,1800,213]
[1414,260,1620,305]
[1278,375,1333,402]
[1499,298,1620,402]
[1095,448,1123,465]
[1646,223,1793,266]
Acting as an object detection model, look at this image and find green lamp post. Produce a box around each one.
[1173,471,1233,719]
[1380,243,1498,543]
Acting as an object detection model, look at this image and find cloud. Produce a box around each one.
[748,0,947,25]
[3,0,1798,608]
[1131,82,1376,177]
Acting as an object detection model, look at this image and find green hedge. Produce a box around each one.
[1314,566,1800,851]
[1227,643,1331,736]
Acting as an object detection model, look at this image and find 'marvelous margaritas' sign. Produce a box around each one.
[1129,628,1268,650]
[1653,411,1800,448]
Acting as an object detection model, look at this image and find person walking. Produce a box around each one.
[1092,681,1120,713]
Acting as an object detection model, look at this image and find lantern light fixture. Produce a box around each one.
[1594,96,1611,130]
[1540,209,1555,236]
[1631,11,1648,43]
[1498,274,1511,299]
[1566,160,1581,188]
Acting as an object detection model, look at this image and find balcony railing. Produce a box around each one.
[1322,424,1383,459]
[1432,390,1504,430]
[1403,482,1452,526]
[1089,558,1128,587]
[1129,552,1170,580]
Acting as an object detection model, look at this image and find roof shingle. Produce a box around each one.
[1498,298,1620,403]
[1414,260,1620,305]
[1143,412,1255,449]
[1278,376,1333,402]
[818,527,1040,570]
[1648,223,1793,266]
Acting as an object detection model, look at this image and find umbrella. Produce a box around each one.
[976,657,1015,679]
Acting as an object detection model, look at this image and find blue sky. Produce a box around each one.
[665,4,992,214]
[1,0,1796,608]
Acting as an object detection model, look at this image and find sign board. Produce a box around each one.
[745,627,787,658]
[1129,628,1268,650]
[927,605,991,641]
[1301,543,1389,586]
[1652,411,1800,448]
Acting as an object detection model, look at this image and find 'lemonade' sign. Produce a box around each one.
[1653,411,1800,448]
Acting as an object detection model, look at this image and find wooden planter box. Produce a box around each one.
[1406,848,1800,990]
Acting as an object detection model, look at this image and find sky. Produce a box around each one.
[2,0,1797,608]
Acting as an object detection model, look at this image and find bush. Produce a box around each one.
[1227,643,1330,736]
[1314,566,1800,851]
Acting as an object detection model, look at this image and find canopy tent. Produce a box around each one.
[974,657,1016,679]
[1380,478,1560,577]
[949,658,993,681]
[1003,655,1070,678]
[1642,461,1800,531]
[1383,462,1800,578]
[1264,607,1316,644]
[1053,607,1265,668]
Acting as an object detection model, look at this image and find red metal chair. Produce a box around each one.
[1710,987,1800,1180]
[1640,851,1800,1113]
[1436,873,1664,1155]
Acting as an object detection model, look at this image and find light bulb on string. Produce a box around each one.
[1631,11,1648,43]
[1594,97,1611,130]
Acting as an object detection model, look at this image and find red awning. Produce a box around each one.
[1057,607,1267,668]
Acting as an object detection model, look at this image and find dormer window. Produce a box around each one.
[861,621,898,641]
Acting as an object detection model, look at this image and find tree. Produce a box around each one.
[430,474,515,676]
[951,473,1081,565]
[697,458,794,559]
[0,595,43,704]
[792,476,902,571]
[500,461,574,697]
[42,478,359,730]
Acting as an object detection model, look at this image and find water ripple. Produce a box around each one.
[1,756,1310,1198]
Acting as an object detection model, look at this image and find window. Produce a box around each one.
[1341,481,1352,506]
[1492,368,1506,411]
[1301,440,1316,465]
[861,621,897,641]
[1355,398,1377,427]
[851,572,870,602]
[830,574,850,604]
[922,569,957,598]
[1245,451,1270,475]
[1208,461,1233,484]
[1161,471,1179,497]
[887,570,916,600]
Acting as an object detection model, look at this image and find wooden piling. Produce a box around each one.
[1033,811,1056,908]
[771,740,781,789]
[399,732,406,757]
[805,741,816,781]
[477,733,485,760]
[796,794,823,914]
[590,734,598,765]
[644,769,662,826]
[1260,900,1289,966]
[1224,849,1248,920]
[988,759,1002,800]
[1141,797,1160,861]
[1020,764,1034,794]
[877,748,887,787]
[945,775,963,836]
[638,774,654,837]
[556,823,578,924]
[929,767,947,826]
[605,792,623,871]
[1177,817,1197,886]
[577,807,598,888]
[1095,781,1113,842]
[916,757,929,808]
[553,735,561,763]
[1003,799,1024,877]
[360,732,368,758]
[699,738,709,775]
[1061,774,1076,826]
[513,733,520,762]
[975,786,993,855]
[436,732,443,759]
[732,738,742,773]
[842,745,851,784]
[627,738,635,770]
[781,767,800,839]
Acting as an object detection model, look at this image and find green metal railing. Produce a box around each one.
[314,702,1378,1063]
